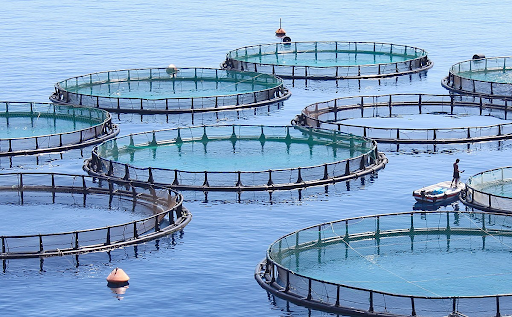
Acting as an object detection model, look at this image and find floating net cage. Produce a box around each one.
[0,173,191,259]
[84,125,387,192]
[463,166,512,212]
[442,56,512,98]
[0,102,118,156]
[256,211,512,317]
[50,67,291,114]
[223,41,432,80]
[294,93,512,144]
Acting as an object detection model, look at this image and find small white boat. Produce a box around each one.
[413,181,465,203]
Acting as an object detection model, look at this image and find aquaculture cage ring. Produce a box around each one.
[50,67,291,114]
[462,166,512,213]
[294,93,512,145]
[256,210,512,317]
[442,56,512,99]
[0,102,119,156]
[0,173,191,259]
[223,41,433,80]
[84,124,388,192]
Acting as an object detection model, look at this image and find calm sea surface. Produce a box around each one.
[1,1,512,316]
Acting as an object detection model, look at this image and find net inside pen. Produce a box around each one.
[0,102,116,154]
[224,41,432,79]
[0,173,188,258]
[299,94,512,143]
[87,125,385,190]
[51,67,289,113]
[465,166,512,212]
[263,211,512,317]
[444,56,512,97]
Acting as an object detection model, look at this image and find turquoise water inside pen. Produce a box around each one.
[67,78,279,99]
[458,70,512,84]
[235,51,419,67]
[0,116,99,138]
[0,204,144,235]
[280,234,512,297]
[110,139,366,171]
[2,0,512,316]
[475,180,512,197]
[343,113,511,129]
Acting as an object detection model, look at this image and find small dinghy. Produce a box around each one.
[413,181,465,203]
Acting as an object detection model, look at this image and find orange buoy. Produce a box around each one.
[275,18,286,37]
[106,267,130,284]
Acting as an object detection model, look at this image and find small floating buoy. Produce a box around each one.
[275,18,286,37]
[472,54,485,60]
[106,267,130,284]
[166,64,178,75]
[282,36,291,43]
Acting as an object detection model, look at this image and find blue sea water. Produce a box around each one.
[1,0,512,316]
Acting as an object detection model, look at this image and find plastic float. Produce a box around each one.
[413,181,465,203]
[107,267,130,284]
[275,18,286,36]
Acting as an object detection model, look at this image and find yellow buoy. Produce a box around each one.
[106,267,130,284]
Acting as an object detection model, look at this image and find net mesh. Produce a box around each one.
[260,211,512,316]
[86,125,385,191]
[0,173,189,258]
[224,41,432,79]
[297,94,512,143]
[51,67,290,113]
[465,166,512,211]
[0,102,117,155]
[443,56,512,97]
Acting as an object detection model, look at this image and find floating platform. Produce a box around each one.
[413,180,465,203]
[0,173,191,259]
[84,125,388,192]
[50,67,290,113]
[463,166,512,212]
[223,41,432,80]
[0,102,118,156]
[442,56,512,98]
[256,211,512,317]
[293,93,512,145]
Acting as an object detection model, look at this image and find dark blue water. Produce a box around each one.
[1,1,512,316]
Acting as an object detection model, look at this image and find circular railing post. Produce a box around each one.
[155,216,160,232]
[74,232,79,250]
[369,291,374,313]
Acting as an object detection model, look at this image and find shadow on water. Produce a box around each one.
[182,172,378,205]
[112,101,285,128]
[0,231,184,275]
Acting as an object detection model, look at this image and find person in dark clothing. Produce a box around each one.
[451,159,464,187]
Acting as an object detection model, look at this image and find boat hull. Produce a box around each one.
[413,181,465,203]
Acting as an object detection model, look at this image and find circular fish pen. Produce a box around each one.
[0,173,191,259]
[50,67,291,113]
[84,125,387,191]
[256,211,512,317]
[294,94,512,144]
[0,102,118,156]
[462,166,512,212]
[442,56,512,98]
[223,41,432,80]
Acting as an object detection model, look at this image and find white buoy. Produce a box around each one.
[166,64,178,75]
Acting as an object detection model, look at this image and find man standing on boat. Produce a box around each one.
[451,159,464,187]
